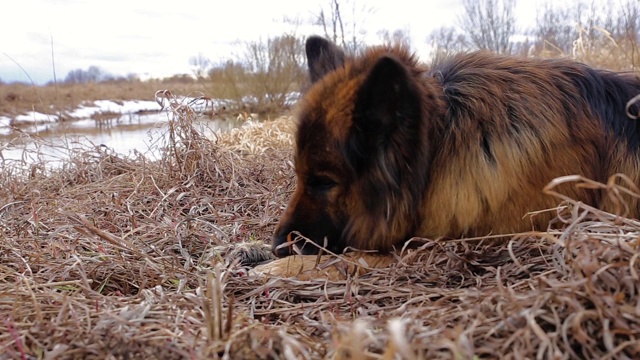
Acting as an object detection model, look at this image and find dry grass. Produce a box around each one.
[1,92,639,359]
[0,79,203,118]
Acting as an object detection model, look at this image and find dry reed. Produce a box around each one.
[0,91,638,359]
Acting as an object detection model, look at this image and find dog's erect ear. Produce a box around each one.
[306,36,346,83]
[348,55,422,173]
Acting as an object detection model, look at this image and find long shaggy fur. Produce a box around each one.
[272,35,640,257]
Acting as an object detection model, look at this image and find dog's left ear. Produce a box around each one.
[348,55,422,173]
[306,36,346,83]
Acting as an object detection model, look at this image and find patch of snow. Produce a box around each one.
[0,116,11,136]
[15,112,57,123]
[285,92,300,106]
[68,105,102,119]
[0,120,11,136]
[209,98,233,110]
[69,118,100,128]
[67,100,161,119]
[155,96,230,114]
[93,100,124,112]
[0,116,11,128]
[92,100,160,114]
[120,100,160,113]
[241,95,259,106]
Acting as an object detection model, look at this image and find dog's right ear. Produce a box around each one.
[306,36,345,83]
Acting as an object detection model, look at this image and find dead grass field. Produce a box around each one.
[1,93,639,359]
[0,79,203,118]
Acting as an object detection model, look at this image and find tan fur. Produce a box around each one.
[252,252,396,280]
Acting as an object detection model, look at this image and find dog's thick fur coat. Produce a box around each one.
[272,35,640,258]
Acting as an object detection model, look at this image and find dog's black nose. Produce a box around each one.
[273,245,291,257]
[272,234,292,258]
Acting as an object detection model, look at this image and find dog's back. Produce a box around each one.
[421,52,640,238]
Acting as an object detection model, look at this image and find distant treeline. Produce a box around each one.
[62,66,140,85]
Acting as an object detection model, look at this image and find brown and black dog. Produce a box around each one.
[272,35,640,258]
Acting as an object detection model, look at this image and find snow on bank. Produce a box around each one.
[1,100,162,127]
[15,111,57,123]
[0,116,10,127]
[0,116,11,136]
[69,100,161,119]
[1,93,301,136]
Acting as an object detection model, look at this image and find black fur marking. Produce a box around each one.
[569,68,640,148]
[348,56,422,175]
[481,132,495,164]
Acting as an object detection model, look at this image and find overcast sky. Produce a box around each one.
[1,0,545,84]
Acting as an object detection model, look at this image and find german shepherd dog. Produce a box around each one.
[272,35,640,257]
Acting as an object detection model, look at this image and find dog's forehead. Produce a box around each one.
[298,69,363,140]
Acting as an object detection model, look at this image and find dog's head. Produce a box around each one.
[272,36,436,257]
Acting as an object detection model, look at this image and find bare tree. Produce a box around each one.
[378,28,412,48]
[428,26,468,62]
[459,0,518,54]
[618,0,640,41]
[64,66,110,84]
[243,34,306,112]
[610,0,639,70]
[532,1,606,56]
[314,0,374,54]
[531,0,639,70]
[532,2,575,56]
[189,53,211,79]
[207,60,246,107]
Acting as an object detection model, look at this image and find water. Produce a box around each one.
[0,111,244,167]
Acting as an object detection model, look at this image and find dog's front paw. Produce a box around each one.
[250,252,397,280]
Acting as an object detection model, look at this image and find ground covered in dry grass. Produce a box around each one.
[1,93,639,359]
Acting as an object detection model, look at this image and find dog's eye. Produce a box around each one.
[307,175,337,192]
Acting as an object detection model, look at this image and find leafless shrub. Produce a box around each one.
[531,0,640,70]
[313,0,374,54]
[459,0,518,54]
